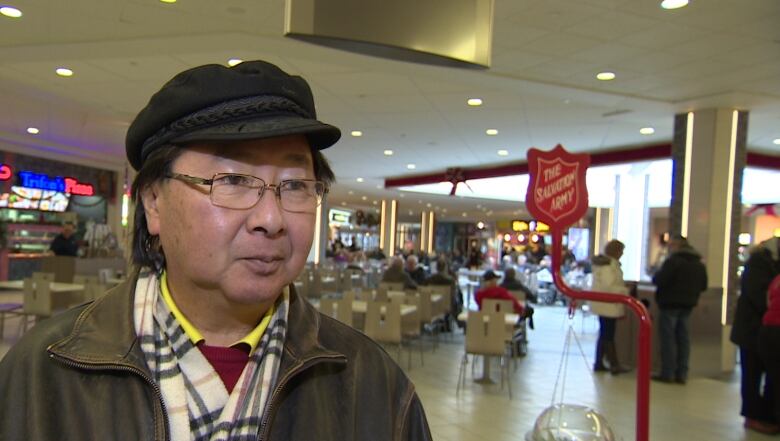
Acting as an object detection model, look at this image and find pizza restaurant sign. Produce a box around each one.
[0,164,95,196]
[525,144,590,229]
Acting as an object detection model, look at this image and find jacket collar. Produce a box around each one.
[49,271,346,372]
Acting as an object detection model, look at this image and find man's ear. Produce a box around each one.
[141,184,162,235]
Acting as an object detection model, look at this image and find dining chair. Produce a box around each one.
[456,311,512,399]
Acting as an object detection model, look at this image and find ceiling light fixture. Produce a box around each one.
[497,149,509,156]
[407,163,416,170]
[640,127,655,135]
[383,149,394,156]
[462,212,468,217]
[356,177,364,182]
[467,98,483,106]
[55,68,74,77]
[26,127,39,135]
[351,130,362,137]
[485,129,498,136]
[361,196,367,201]
[773,138,780,145]
[160,0,177,3]
[227,58,243,66]
[661,0,689,9]
[0,6,22,17]
[596,71,616,81]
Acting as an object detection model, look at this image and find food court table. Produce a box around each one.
[0,280,85,293]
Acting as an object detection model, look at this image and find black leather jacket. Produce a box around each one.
[0,276,432,441]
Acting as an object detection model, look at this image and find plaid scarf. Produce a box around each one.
[133,272,288,441]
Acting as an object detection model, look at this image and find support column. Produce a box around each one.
[380,199,398,257]
[669,108,748,374]
[308,198,328,265]
[592,207,613,257]
[613,170,651,281]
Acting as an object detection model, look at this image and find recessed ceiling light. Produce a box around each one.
[26,127,40,135]
[341,202,347,206]
[361,196,367,201]
[485,129,498,136]
[399,193,405,198]
[373,200,378,205]
[160,0,177,3]
[407,163,416,170]
[596,71,616,81]
[639,127,655,135]
[773,138,780,145]
[383,149,394,156]
[0,6,22,18]
[497,149,509,156]
[376,184,382,189]
[356,177,364,183]
[227,58,243,66]
[55,68,74,77]
[462,212,468,217]
[351,130,362,137]
[348,190,354,195]
[467,98,483,107]
[661,0,689,9]
[426,203,432,208]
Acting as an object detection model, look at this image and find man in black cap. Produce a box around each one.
[0,61,431,440]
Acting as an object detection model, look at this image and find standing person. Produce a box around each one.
[0,60,431,440]
[49,221,79,256]
[731,236,780,434]
[652,235,708,384]
[758,274,780,435]
[589,240,631,375]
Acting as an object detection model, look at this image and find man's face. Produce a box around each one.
[143,135,317,306]
[62,224,74,238]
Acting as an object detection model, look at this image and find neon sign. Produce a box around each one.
[0,164,11,181]
[18,171,94,196]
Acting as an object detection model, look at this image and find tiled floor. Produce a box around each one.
[1,291,777,441]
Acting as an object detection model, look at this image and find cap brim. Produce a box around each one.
[170,115,341,150]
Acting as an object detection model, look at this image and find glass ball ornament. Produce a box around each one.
[525,403,617,441]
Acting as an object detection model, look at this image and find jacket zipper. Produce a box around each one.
[258,353,346,440]
[49,352,170,441]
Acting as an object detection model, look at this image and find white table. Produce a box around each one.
[0,280,85,293]
[312,299,417,317]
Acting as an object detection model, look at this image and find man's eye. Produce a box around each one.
[219,175,254,186]
[284,180,309,191]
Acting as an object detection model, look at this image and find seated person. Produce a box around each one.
[500,267,536,303]
[476,270,534,328]
[425,259,462,328]
[381,256,418,290]
[405,255,427,286]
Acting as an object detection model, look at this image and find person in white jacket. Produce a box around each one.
[590,240,631,374]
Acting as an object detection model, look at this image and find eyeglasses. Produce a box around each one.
[166,172,328,212]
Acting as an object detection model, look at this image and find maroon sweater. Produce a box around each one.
[763,274,780,327]
[198,343,250,393]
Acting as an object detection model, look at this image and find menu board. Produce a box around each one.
[0,186,70,212]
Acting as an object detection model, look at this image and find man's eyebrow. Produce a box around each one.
[283,152,312,167]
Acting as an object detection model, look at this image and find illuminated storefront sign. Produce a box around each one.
[510,219,550,232]
[18,171,94,196]
[329,208,351,226]
[0,164,11,181]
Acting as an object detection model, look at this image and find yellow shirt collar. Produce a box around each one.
[160,271,275,354]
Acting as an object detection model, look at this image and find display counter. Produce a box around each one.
[614,283,727,377]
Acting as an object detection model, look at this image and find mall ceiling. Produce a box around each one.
[0,0,778,222]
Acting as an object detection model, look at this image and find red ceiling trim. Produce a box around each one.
[747,152,780,170]
[384,143,673,188]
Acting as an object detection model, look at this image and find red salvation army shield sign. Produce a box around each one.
[525,144,590,229]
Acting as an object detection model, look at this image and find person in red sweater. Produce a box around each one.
[475,270,533,320]
[758,274,780,434]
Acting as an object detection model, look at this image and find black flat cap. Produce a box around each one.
[483,270,500,281]
[126,60,341,170]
